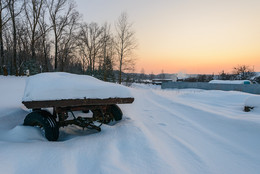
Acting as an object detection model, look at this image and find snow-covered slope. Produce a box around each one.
[0,76,260,174]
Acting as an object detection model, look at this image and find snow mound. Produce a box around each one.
[245,96,260,107]
[209,80,252,84]
[22,72,132,101]
[130,83,161,90]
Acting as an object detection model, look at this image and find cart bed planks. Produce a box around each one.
[22,97,134,109]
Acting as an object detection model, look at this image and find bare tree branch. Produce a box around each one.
[115,12,137,84]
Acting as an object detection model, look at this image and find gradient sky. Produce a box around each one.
[76,0,260,74]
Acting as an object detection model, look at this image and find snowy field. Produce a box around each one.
[0,76,260,174]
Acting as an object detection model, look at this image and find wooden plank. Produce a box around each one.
[22,97,134,109]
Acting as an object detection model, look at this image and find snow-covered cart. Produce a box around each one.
[22,73,134,141]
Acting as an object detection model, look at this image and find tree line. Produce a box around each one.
[135,65,258,83]
[0,0,137,84]
[182,65,257,82]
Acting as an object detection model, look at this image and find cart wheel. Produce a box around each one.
[24,110,59,141]
[92,109,102,118]
[110,104,123,121]
[92,109,111,124]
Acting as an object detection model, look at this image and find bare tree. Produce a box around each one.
[0,0,10,70]
[16,21,31,74]
[99,23,115,81]
[46,0,76,71]
[24,0,44,60]
[115,12,137,84]
[233,65,255,80]
[78,46,87,75]
[58,10,79,71]
[38,8,51,71]
[78,22,103,75]
[8,0,23,75]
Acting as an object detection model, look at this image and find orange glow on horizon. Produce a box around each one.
[133,0,260,75]
[136,53,260,75]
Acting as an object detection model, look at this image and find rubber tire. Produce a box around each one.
[24,110,59,141]
[110,105,123,121]
[92,109,111,124]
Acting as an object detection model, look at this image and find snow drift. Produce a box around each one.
[245,96,260,109]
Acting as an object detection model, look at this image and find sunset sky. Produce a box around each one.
[77,0,260,74]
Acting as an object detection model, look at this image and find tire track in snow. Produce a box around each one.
[154,89,251,121]
[127,89,212,174]
[148,90,258,152]
[142,89,260,173]
[0,108,27,130]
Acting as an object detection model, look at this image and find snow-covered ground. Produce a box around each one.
[0,76,260,174]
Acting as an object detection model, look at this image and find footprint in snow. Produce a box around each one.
[158,123,167,127]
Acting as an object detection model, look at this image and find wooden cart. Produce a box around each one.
[22,97,134,141]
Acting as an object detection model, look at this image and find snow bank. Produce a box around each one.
[130,83,161,90]
[245,96,260,107]
[22,72,132,101]
[209,80,252,84]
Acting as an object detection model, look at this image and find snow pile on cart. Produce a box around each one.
[23,72,133,101]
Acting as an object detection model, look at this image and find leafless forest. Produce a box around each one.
[0,0,137,83]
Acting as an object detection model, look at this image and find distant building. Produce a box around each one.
[152,79,173,85]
